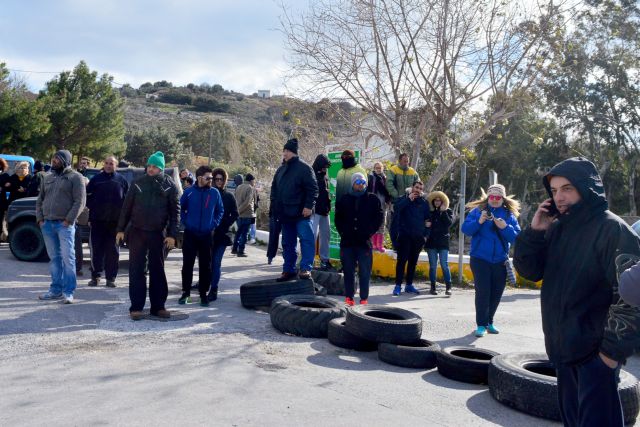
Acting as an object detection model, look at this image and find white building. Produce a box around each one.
[257,90,271,99]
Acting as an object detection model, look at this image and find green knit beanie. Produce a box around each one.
[147,151,165,170]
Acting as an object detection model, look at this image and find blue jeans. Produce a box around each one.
[233,218,253,254]
[340,246,372,300]
[249,223,256,240]
[311,213,330,262]
[427,248,452,285]
[41,220,77,296]
[210,243,227,291]
[470,257,506,326]
[281,218,315,273]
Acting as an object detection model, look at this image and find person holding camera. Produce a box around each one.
[391,181,430,296]
[462,184,520,337]
[514,157,640,426]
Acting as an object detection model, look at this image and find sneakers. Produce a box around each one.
[319,261,334,271]
[475,326,487,337]
[276,272,297,282]
[237,252,248,258]
[298,270,311,279]
[250,238,256,245]
[231,248,237,255]
[445,289,452,296]
[39,292,63,300]
[130,311,144,321]
[105,280,116,288]
[200,297,210,307]
[153,309,171,319]
[267,257,273,265]
[208,289,218,302]
[178,293,192,305]
[405,284,420,295]
[360,299,368,305]
[63,294,74,304]
[345,297,355,306]
[487,324,500,334]
[430,283,438,295]
[88,277,100,287]
[392,285,402,296]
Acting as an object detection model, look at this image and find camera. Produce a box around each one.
[483,210,494,221]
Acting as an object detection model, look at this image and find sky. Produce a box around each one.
[0,0,301,94]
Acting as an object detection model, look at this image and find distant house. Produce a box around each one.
[145,93,158,100]
[257,90,271,99]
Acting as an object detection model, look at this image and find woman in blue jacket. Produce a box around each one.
[462,184,520,337]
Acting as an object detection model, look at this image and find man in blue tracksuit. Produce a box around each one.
[86,156,129,288]
[179,165,224,306]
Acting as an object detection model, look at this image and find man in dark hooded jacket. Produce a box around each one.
[311,154,333,270]
[514,157,640,427]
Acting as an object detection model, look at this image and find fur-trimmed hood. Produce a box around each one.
[426,191,450,211]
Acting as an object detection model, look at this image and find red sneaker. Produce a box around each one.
[360,299,368,305]
[345,297,355,306]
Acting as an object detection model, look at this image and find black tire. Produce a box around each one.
[314,282,328,296]
[9,221,48,262]
[378,339,441,369]
[344,304,422,345]
[436,346,499,384]
[240,278,315,308]
[311,270,347,295]
[269,295,345,338]
[327,317,377,352]
[488,352,640,424]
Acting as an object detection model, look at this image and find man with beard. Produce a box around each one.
[116,151,179,320]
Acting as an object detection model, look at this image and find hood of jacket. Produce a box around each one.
[427,191,450,211]
[543,157,608,214]
[312,154,331,172]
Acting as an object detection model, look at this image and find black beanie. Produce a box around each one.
[34,160,44,172]
[283,138,299,154]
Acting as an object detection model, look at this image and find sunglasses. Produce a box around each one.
[354,179,366,185]
[214,177,224,182]
[488,195,503,201]
[203,177,214,181]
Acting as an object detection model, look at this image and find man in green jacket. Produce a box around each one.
[335,150,367,203]
[385,153,420,203]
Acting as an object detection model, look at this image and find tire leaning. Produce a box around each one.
[9,221,48,262]
[311,270,347,295]
[344,304,422,345]
[327,317,377,352]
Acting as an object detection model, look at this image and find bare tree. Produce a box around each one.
[281,0,556,190]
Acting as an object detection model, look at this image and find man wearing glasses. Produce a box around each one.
[178,165,224,306]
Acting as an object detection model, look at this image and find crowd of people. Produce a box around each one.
[3,139,640,426]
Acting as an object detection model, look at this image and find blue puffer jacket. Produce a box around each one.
[180,184,224,235]
[462,206,520,263]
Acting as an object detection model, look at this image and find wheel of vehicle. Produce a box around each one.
[344,304,422,345]
[327,317,377,352]
[240,278,315,308]
[270,295,345,338]
[436,346,499,384]
[9,221,47,262]
[489,352,640,424]
[311,270,348,295]
[378,339,441,369]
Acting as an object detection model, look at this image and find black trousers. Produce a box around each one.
[470,256,506,326]
[128,227,168,314]
[557,353,623,427]
[341,245,372,300]
[395,234,425,286]
[181,230,212,298]
[90,221,120,281]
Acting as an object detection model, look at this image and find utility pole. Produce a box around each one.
[458,161,466,285]
[208,119,214,166]
[489,169,498,186]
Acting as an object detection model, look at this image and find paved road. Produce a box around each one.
[0,243,638,426]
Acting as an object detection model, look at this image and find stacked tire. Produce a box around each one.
[269,294,345,338]
[311,270,348,295]
[240,278,315,309]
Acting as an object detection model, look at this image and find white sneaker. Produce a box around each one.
[63,294,74,304]
[250,239,256,245]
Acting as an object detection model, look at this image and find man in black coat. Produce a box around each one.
[116,151,179,320]
[86,156,129,288]
[311,154,333,270]
[335,173,383,305]
[270,138,319,281]
[514,157,640,426]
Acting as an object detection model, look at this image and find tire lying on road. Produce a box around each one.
[327,317,377,352]
[240,278,315,309]
[270,294,345,338]
[378,339,441,369]
[9,221,48,262]
[437,346,499,384]
[311,270,348,295]
[345,305,422,345]
[489,352,640,424]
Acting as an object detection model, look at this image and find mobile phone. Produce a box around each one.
[546,199,559,216]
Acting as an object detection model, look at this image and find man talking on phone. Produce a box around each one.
[514,157,640,427]
[116,151,180,320]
